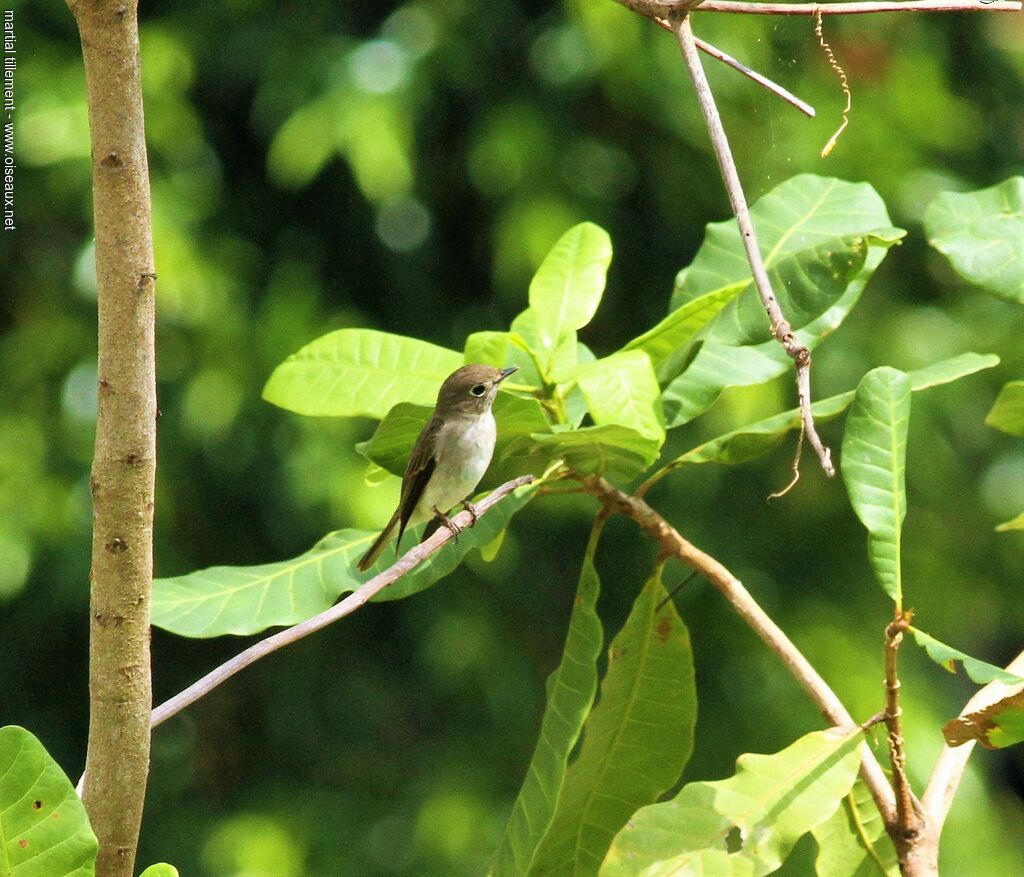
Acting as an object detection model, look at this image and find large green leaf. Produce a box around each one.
[152,486,537,637]
[840,368,911,604]
[528,570,697,876]
[943,691,1024,750]
[812,780,899,877]
[924,177,1024,303]
[138,866,180,877]
[600,727,863,877]
[671,353,998,468]
[529,222,612,366]
[576,351,664,442]
[621,286,741,375]
[491,561,604,877]
[662,175,903,427]
[0,726,97,877]
[262,328,462,418]
[355,393,550,481]
[986,381,1024,437]
[528,426,662,483]
[908,628,1024,686]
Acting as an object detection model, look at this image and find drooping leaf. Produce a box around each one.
[491,561,604,877]
[924,177,1024,304]
[841,368,911,603]
[985,381,1024,437]
[529,425,662,483]
[908,628,1024,686]
[529,222,612,363]
[576,350,665,442]
[152,486,537,637]
[662,175,903,427]
[600,727,863,877]
[672,353,998,468]
[812,779,899,877]
[0,726,98,877]
[621,286,742,375]
[355,393,550,481]
[262,328,462,418]
[528,570,697,876]
[943,690,1024,749]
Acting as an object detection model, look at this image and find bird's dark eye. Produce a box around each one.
[470,384,486,397]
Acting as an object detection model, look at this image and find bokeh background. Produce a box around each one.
[1,0,1022,874]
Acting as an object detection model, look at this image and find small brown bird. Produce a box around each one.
[357,363,518,572]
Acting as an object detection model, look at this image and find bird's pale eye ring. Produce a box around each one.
[470,384,487,397]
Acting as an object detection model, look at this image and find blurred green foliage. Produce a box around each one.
[1,0,1022,874]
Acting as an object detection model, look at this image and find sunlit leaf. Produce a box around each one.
[465,331,514,369]
[662,175,903,427]
[908,628,1024,686]
[841,368,911,603]
[943,690,1024,749]
[0,725,98,877]
[491,561,604,877]
[996,511,1024,532]
[672,353,997,468]
[985,381,1024,437]
[529,222,612,364]
[577,350,664,442]
[529,425,662,483]
[529,570,697,876]
[263,328,462,419]
[924,177,1024,303]
[152,486,537,637]
[511,308,579,384]
[812,779,899,877]
[601,727,863,877]
[138,866,180,877]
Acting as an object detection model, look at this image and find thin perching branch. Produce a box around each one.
[579,474,897,824]
[671,12,834,477]
[631,0,1022,15]
[150,475,534,729]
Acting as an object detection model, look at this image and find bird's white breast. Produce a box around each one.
[413,411,497,522]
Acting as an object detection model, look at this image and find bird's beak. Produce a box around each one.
[497,366,518,383]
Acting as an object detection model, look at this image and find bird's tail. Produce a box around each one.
[357,513,400,572]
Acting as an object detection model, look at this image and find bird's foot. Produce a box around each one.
[459,500,481,526]
[432,506,462,540]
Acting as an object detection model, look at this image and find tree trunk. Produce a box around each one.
[66,1,156,874]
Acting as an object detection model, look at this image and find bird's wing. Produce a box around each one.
[396,414,442,548]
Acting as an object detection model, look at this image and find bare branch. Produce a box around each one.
[579,474,897,824]
[620,0,1022,16]
[671,13,834,478]
[150,476,534,729]
[922,649,1024,831]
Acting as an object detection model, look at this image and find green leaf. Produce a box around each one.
[138,866,180,877]
[985,381,1024,437]
[262,328,463,419]
[528,570,697,876]
[152,486,537,637]
[529,222,612,358]
[840,368,911,603]
[529,426,661,483]
[812,780,899,877]
[512,309,580,384]
[996,511,1024,532]
[465,331,514,369]
[577,351,665,442]
[924,177,1024,303]
[673,353,998,468]
[662,175,903,427]
[0,726,98,877]
[355,393,550,483]
[621,286,742,375]
[601,727,863,877]
[908,628,1024,686]
[943,690,1024,750]
[491,561,604,877]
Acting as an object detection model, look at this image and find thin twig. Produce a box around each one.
[149,475,534,729]
[922,649,1024,831]
[672,12,834,478]
[815,7,852,157]
[884,613,923,859]
[618,0,1022,16]
[579,474,897,823]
